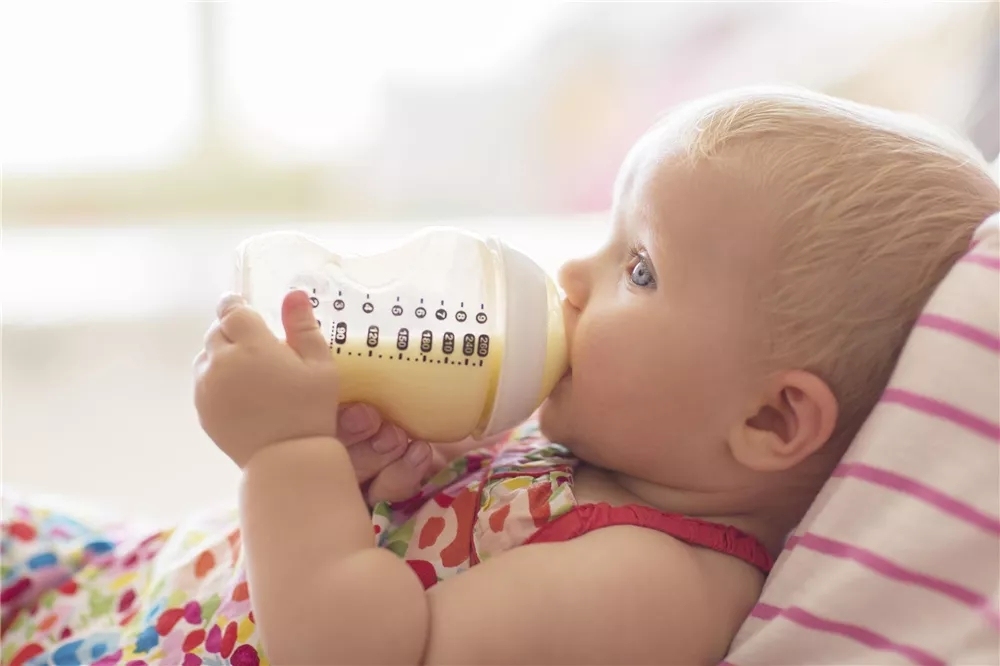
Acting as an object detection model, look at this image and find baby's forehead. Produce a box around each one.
[612,123,683,207]
[613,133,775,277]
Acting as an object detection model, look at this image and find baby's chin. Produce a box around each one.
[536,392,621,468]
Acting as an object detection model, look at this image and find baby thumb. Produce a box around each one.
[281,290,330,362]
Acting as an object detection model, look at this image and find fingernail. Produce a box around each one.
[406,442,430,466]
[341,404,376,434]
[372,426,405,454]
[288,289,312,308]
[217,293,246,317]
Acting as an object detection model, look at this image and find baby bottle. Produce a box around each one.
[233,228,568,443]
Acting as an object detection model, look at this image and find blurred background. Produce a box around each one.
[3,1,998,522]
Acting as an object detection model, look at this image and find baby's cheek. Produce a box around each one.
[572,322,637,402]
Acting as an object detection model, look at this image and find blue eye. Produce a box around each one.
[628,251,655,288]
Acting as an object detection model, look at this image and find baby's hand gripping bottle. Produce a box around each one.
[233,228,568,442]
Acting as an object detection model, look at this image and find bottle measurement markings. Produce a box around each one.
[304,291,491,365]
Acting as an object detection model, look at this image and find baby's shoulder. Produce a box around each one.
[425,523,758,664]
[578,521,764,604]
[541,524,763,659]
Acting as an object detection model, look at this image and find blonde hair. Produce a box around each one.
[670,87,999,442]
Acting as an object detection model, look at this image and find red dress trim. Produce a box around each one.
[525,502,775,574]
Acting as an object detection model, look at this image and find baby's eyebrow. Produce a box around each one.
[643,226,669,270]
[630,197,669,266]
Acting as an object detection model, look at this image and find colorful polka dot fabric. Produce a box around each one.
[1,495,259,666]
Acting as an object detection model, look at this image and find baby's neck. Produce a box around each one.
[576,464,798,556]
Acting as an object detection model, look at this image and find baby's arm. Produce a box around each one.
[239,437,420,664]
[240,437,746,665]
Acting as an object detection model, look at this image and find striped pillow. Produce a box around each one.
[725,213,1000,666]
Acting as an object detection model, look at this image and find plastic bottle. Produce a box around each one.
[233,227,568,442]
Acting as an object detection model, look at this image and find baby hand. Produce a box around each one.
[338,408,509,507]
[337,404,442,506]
[194,291,340,468]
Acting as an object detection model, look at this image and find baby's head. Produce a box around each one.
[539,87,998,519]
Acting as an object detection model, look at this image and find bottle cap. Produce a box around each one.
[481,239,565,436]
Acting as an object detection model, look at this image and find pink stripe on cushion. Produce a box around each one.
[832,462,1000,535]
[750,602,946,666]
[881,388,1000,442]
[961,253,1000,271]
[785,533,1000,630]
[915,314,1000,353]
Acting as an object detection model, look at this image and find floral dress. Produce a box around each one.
[1,422,771,666]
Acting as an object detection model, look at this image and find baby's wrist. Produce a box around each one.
[243,435,347,472]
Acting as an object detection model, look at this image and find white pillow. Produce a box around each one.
[726,214,1000,666]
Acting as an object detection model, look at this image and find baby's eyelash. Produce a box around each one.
[627,243,654,270]
[625,242,656,288]
[627,242,644,262]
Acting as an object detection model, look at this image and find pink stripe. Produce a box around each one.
[751,602,945,666]
[833,462,1000,535]
[916,313,1000,353]
[962,253,1000,271]
[785,533,1000,630]
[882,388,1000,442]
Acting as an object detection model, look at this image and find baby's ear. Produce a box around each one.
[728,370,839,472]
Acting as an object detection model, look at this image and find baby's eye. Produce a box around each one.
[627,253,655,288]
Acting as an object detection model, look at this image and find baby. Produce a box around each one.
[3,87,997,666]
